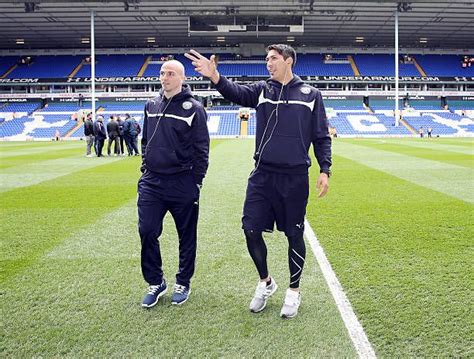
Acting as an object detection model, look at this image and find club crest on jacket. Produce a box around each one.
[300,86,311,94]
[182,101,193,110]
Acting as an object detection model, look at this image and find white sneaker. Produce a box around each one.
[249,278,278,313]
[280,288,301,318]
[86,154,92,158]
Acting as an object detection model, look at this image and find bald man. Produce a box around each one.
[139,59,210,308]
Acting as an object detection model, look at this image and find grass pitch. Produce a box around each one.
[1,137,473,357]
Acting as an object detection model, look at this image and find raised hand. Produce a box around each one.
[184,49,220,83]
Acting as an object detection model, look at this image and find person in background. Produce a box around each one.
[117,115,126,156]
[94,115,107,157]
[84,112,95,157]
[124,114,141,156]
[106,115,121,156]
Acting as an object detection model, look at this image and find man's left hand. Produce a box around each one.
[316,173,329,198]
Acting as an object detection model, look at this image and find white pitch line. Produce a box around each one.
[304,219,377,359]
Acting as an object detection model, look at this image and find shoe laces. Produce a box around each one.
[255,282,272,299]
[284,290,300,306]
[174,284,187,294]
[147,285,160,295]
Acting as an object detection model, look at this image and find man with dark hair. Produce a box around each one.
[186,44,331,318]
[106,115,121,156]
[83,112,95,157]
[139,60,210,308]
[123,114,140,156]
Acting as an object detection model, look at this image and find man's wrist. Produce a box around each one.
[210,71,220,85]
[320,169,331,178]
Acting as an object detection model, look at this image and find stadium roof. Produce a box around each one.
[0,0,473,51]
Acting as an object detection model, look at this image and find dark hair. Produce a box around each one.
[266,44,297,67]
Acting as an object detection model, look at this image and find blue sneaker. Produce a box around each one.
[171,284,191,305]
[142,280,167,308]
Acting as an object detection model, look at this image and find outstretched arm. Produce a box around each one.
[185,49,263,108]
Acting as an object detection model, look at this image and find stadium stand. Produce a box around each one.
[352,54,421,76]
[7,56,82,79]
[408,100,443,110]
[448,100,474,110]
[0,56,19,76]
[329,111,412,136]
[97,101,147,111]
[297,54,354,76]
[0,116,32,138]
[1,100,472,139]
[1,101,41,114]
[3,54,473,79]
[1,53,473,140]
[36,102,86,112]
[325,99,365,110]
[75,55,146,77]
[415,55,474,77]
[369,100,404,110]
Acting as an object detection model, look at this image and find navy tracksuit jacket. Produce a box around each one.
[93,120,107,157]
[215,75,331,174]
[138,85,209,287]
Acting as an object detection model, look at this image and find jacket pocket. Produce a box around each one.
[144,145,180,172]
[260,134,308,167]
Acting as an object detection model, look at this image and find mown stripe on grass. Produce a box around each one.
[333,141,474,203]
[0,158,141,282]
[0,147,89,171]
[348,139,474,169]
[0,142,81,159]
[385,139,474,155]
[47,199,139,260]
[0,155,125,192]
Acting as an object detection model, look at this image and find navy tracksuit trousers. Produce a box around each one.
[138,171,199,288]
